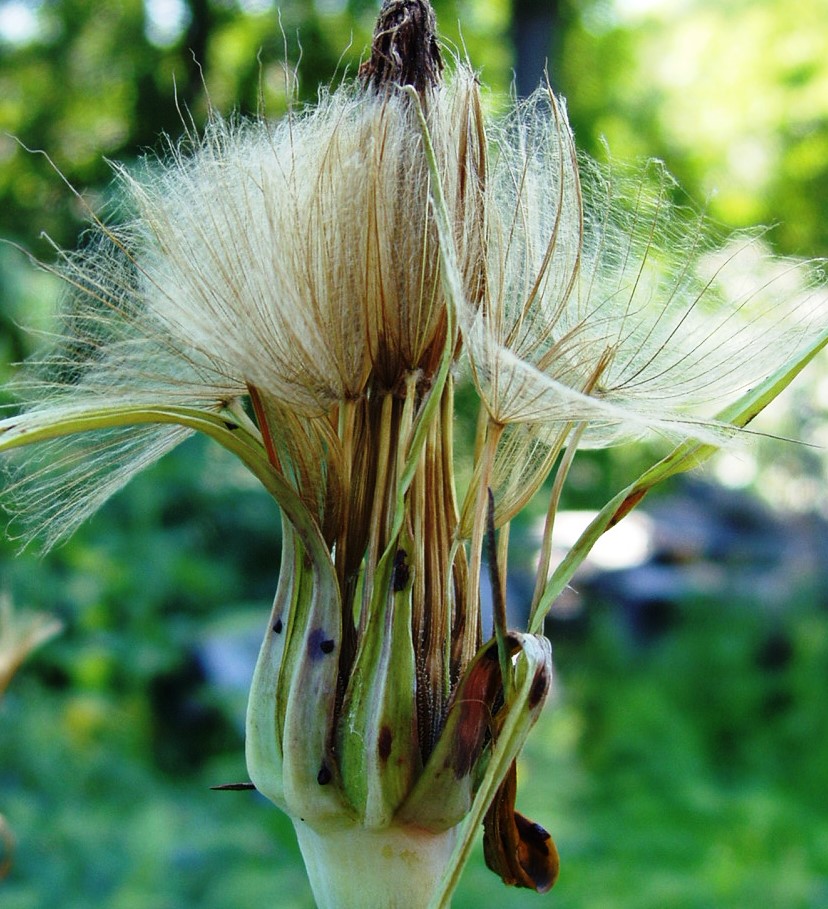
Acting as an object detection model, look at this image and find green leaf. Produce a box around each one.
[244,525,298,811]
[278,532,353,826]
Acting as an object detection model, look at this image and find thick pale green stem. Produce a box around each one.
[294,821,460,909]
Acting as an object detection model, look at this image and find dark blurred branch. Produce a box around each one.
[511,0,561,96]
[133,0,213,148]
[183,0,213,102]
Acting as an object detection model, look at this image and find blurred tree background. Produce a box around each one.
[1,1,827,907]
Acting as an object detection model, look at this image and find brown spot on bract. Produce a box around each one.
[392,548,410,592]
[528,667,549,710]
[609,488,648,528]
[450,658,499,777]
[307,628,333,658]
[448,637,521,778]
[378,725,393,763]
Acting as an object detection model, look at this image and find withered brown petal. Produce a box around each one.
[447,634,519,778]
[483,760,560,893]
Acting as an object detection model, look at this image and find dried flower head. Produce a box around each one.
[2,1,827,905]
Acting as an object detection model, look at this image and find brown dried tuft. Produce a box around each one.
[359,0,443,93]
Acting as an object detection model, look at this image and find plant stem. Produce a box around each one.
[294,821,460,909]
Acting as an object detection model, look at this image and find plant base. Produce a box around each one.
[294,820,461,909]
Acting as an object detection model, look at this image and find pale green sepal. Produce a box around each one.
[397,633,552,835]
[1,401,355,824]
[529,322,828,634]
[244,524,297,811]
[337,533,421,828]
[426,632,553,909]
[278,537,354,828]
[269,550,315,762]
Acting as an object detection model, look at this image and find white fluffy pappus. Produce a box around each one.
[470,86,828,447]
[2,63,826,549]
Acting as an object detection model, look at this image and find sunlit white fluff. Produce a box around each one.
[2,65,826,549]
[2,68,486,545]
[123,68,483,411]
[470,88,828,447]
[1,228,245,548]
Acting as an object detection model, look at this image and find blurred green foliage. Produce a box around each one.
[561,0,828,257]
[2,0,828,906]
[3,443,827,907]
[0,0,511,252]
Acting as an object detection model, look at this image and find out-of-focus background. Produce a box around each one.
[1,1,827,907]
